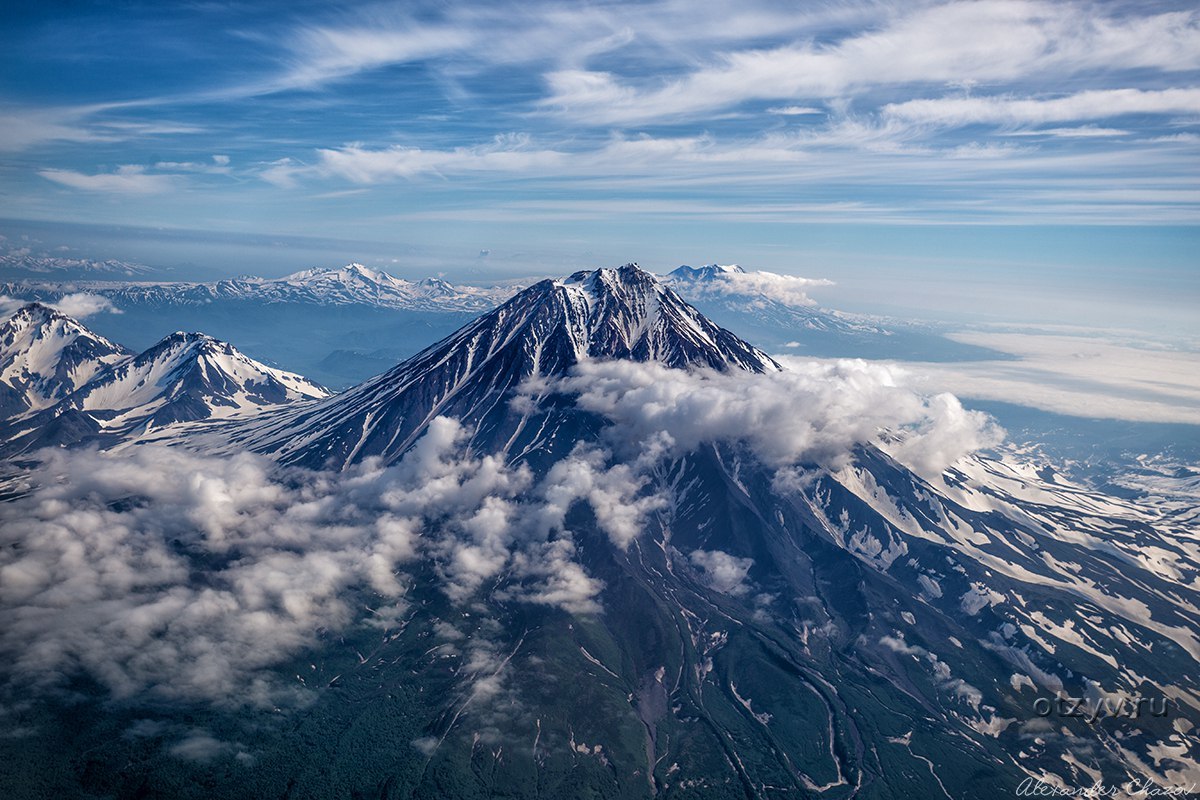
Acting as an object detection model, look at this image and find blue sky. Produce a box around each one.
[1,0,1197,330]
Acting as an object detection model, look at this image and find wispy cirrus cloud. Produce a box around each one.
[2,0,1198,282]
[766,105,824,116]
[0,107,101,152]
[0,102,204,152]
[883,88,1200,128]
[315,136,569,184]
[259,125,1199,224]
[39,165,182,194]
[537,3,1200,125]
[249,22,477,95]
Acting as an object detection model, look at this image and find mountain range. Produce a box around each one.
[2,263,516,313]
[0,265,1196,798]
[1,261,993,390]
[0,264,520,388]
[0,251,162,280]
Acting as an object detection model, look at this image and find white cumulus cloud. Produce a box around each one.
[50,292,120,319]
[0,418,660,709]
[540,359,1001,475]
[689,549,754,595]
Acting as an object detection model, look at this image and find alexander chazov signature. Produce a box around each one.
[1016,778,1197,797]
[1033,694,1172,724]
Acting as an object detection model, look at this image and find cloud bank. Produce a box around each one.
[0,359,1004,712]
[835,332,1200,425]
[540,359,1002,475]
[0,419,656,709]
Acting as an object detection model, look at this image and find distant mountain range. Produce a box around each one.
[3,263,515,312]
[0,251,163,280]
[81,263,518,313]
[1,266,1195,797]
[1,261,993,390]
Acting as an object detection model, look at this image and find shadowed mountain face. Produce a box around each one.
[0,268,1197,799]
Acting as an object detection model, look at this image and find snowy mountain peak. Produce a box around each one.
[217,263,779,468]
[281,263,397,287]
[669,263,746,281]
[0,302,131,417]
[55,329,330,433]
[416,276,456,295]
[514,262,778,370]
[563,261,650,290]
[144,330,223,355]
[7,301,54,323]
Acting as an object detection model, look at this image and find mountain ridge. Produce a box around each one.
[0,302,132,419]
[0,304,329,452]
[3,263,519,313]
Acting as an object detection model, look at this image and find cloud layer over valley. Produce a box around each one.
[0,420,649,709]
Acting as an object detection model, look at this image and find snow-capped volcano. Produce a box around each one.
[162,266,1197,792]
[0,303,131,418]
[658,262,950,358]
[200,264,777,468]
[667,262,746,281]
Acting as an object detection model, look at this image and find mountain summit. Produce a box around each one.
[667,263,746,281]
[0,302,131,418]
[217,264,779,468]
[59,330,330,431]
[0,313,329,454]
